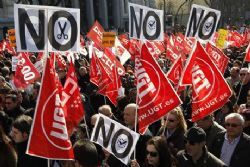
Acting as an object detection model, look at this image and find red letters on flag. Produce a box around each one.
[180,41,232,121]
[27,57,74,159]
[87,21,104,47]
[136,45,182,134]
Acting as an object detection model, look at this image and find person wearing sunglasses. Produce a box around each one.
[210,113,250,167]
[177,127,226,167]
[131,136,176,167]
[157,107,187,155]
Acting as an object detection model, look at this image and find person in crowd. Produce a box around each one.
[98,104,119,122]
[57,67,67,86]
[226,67,240,89]
[10,115,47,167]
[157,106,187,155]
[215,101,234,126]
[74,139,99,167]
[0,126,17,167]
[101,148,127,167]
[238,89,250,135]
[210,113,250,167]
[0,110,12,135]
[123,103,152,166]
[28,82,40,108]
[131,136,175,167]
[234,67,250,105]
[196,114,226,150]
[4,94,25,120]
[177,127,227,167]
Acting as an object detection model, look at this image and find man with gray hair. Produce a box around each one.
[210,113,250,167]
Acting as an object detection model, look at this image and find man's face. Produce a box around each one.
[185,140,204,158]
[10,127,28,143]
[196,117,212,130]
[225,117,243,139]
[123,107,136,128]
[5,98,17,111]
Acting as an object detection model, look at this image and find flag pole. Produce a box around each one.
[83,116,90,139]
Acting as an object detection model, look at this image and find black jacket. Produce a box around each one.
[210,132,250,167]
[177,147,227,167]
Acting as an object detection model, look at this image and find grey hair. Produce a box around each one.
[225,113,245,126]
[124,103,138,111]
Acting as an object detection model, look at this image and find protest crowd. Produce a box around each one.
[1,3,250,167]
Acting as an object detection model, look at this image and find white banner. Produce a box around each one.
[185,4,221,44]
[14,4,80,52]
[128,3,164,41]
[112,37,131,65]
[91,114,140,165]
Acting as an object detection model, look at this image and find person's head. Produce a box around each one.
[164,107,187,132]
[4,94,18,111]
[230,66,240,78]
[10,115,32,143]
[79,66,88,76]
[123,103,137,129]
[232,60,242,68]
[73,139,98,167]
[146,136,172,167]
[225,113,244,139]
[0,111,12,135]
[221,101,233,114]
[184,127,206,159]
[57,68,67,79]
[196,114,214,130]
[98,105,112,118]
[239,68,250,84]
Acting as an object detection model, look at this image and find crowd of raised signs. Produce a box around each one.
[0,22,250,167]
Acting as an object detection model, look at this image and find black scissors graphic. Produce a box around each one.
[57,22,68,40]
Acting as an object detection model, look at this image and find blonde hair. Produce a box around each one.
[169,107,187,132]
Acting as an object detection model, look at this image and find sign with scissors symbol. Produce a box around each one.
[57,22,68,40]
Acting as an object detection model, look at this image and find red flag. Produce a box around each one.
[228,31,244,47]
[119,33,130,50]
[89,51,100,86]
[136,45,182,134]
[27,57,74,159]
[180,41,232,122]
[14,52,40,89]
[205,42,229,74]
[145,41,164,59]
[87,21,104,47]
[61,61,84,135]
[245,42,250,62]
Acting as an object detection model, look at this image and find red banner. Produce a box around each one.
[136,45,182,134]
[27,57,74,159]
[87,21,104,47]
[245,42,250,62]
[61,61,85,135]
[14,52,40,89]
[180,42,232,121]
[205,42,229,74]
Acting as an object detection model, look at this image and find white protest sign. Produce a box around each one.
[14,4,80,52]
[129,3,164,41]
[91,114,140,165]
[185,4,221,44]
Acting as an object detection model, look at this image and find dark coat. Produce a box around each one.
[177,147,227,167]
[16,140,47,167]
[210,132,250,167]
[157,127,185,155]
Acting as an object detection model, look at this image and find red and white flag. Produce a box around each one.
[61,60,85,135]
[136,45,182,134]
[27,57,74,159]
[245,42,250,62]
[180,41,232,122]
[14,52,40,89]
[205,42,229,74]
[87,21,104,47]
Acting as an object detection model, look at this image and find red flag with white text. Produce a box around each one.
[61,61,85,135]
[87,21,104,47]
[136,45,182,134]
[205,42,229,74]
[27,57,74,159]
[180,41,232,122]
[14,52,40,89]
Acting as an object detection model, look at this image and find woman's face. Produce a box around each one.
[165,113,179,130]
[146,144,159,167]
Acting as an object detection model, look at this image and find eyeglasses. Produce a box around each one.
[240,73,246,76]
[146,150,158,157]
[225,123,241,128]
[184,139,196,146]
